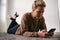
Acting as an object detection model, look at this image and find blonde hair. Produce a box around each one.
[32,0,46,11]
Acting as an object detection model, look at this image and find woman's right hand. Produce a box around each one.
[37,29,48,38]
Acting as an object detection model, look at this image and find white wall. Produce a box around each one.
[0,0,7,32]
[58,0,60,26]
[44,0,59,32]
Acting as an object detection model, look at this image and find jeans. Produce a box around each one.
[7,20,20,34]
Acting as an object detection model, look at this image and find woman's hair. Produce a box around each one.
[32,0,46,11]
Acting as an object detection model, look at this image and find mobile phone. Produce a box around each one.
[48,28,56,33]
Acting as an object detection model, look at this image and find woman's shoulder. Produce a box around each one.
[21,12,32,19]
[23,12,32,17]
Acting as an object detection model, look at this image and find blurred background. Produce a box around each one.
[0,0,60,33]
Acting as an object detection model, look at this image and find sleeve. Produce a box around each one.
[15,14,38,37]
[40,17,47,31]
[43,20,47,31]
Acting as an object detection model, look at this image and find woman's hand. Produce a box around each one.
[37,29,48,38]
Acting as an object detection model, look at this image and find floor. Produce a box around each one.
[0,32,60,40]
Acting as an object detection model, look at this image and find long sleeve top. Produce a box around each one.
[16,13,47,37]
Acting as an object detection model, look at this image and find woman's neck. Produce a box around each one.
[31,11,43,19]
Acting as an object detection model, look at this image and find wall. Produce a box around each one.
[44,0,59,32]
[58,0,60,26]
[0,0,7,32]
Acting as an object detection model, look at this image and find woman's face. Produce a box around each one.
[35,6,45,17]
